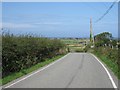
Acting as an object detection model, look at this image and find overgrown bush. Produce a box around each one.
[2,33,66,77]
[94,47,119,78]
[94,47,118,64]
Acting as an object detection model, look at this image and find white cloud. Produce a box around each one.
[2,22,36,29]
[34,22,62,25]
[0,22,62,29]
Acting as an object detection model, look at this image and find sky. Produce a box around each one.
[2,2,118,38]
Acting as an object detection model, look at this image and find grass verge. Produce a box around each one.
[93,52,119,79]
[1,54,66,85]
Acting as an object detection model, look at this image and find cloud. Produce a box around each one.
[34,22,62,25]
[2,22,36,29]
[0,22,63,29]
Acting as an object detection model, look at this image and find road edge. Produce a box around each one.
[90,53,117,88]
[3,53,71,88]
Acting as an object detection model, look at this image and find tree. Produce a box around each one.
[94,32,112,47]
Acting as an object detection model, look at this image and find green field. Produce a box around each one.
[60,38,90,52]
[60,38,89,45]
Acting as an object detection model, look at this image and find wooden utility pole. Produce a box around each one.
[90,18,94,47]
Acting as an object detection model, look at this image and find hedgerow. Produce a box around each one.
[2,33,66,77]
[93,47,119,79]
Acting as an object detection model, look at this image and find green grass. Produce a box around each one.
[61,39,80,44]
[1,54,66,85]
[68,46,85,52]
[93,52,119,79]
[60,38,89,45]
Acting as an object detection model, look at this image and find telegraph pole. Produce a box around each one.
[90,18,95,47]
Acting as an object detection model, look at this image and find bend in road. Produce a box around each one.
[3,53,118,88]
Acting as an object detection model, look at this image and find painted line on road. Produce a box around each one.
[90,53,117,88]
[4,53,71,88]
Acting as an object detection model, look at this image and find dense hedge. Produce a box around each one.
[94,47,118,64]
[94,47,119,78]
[2,34,66,77]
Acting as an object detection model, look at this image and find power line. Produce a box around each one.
[95,0,118,23]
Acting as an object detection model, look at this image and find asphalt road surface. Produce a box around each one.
[3,53,118,88]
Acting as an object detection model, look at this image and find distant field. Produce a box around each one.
[60,38,90,52]
[60,39,80,45]
[60,38,89,45]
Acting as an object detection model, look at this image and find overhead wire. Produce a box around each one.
[95,0,118,23]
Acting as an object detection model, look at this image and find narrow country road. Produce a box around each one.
[3,53,118,88]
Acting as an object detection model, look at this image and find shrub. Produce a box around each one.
[94,47,118,65]
[2,33,66,77]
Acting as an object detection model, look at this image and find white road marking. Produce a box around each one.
[90,53,117,88]
[4,53,117,88]
[4,53,71,88]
